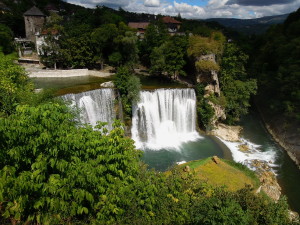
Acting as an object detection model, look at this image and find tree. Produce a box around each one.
[220,43,257,124]
[39,14,64,69]
[92,22,138,68]
[252,8,300,120]
[60,34,95,68]
[139,20,168,66]
[91,24,118,69]
[0,103,141,224]
[150,35,188,80]
[114,67,141,117]
[0,24,14,54]
[0,52,33,115]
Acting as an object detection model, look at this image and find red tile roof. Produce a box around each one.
[128,22,150,29]
[162,16,181,24]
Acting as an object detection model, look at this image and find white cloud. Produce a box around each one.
[66,0,131,8]
[66,0,300,19]
[144,0,160,7]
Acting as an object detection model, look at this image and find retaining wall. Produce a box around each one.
[28,69,113,78]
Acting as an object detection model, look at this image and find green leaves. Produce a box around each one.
[220,43,257,124]
[0,103,141,223]
[114,67,141,118]
[0,53,33,115]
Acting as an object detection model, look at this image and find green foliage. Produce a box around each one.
[195,83,215,130]
[114,67,141,118]
[150,35,188,79]
[92,22,139,68]
[0,52,33,115]
[188,34,225,58]
[196,60,220,72]
[60,34,95,68]
[0,24,14,54]
[0,103,141,224]
[220,43,257,124]
[139,20,168,66]
[252,8,300,121]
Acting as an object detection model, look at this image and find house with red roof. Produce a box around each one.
[162,16,181,34]
[128,22,150,38]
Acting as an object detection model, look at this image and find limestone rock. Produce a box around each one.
[212,156,220,164]
[100,81,114,88]
[238,144,250,152]
[210,123,242,142]
[197,53,216,63]
[289,210,299,223]
[259,170,281,201]
[183,166,191,172]
[208,101,226,126]
[250,160,282,201]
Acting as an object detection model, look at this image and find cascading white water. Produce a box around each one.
[62,88,116,131]
[131,88,201,150]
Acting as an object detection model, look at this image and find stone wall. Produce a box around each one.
[28,69,113,78]
[24,16,45,42]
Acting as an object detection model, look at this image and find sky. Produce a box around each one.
[65,0,300,19]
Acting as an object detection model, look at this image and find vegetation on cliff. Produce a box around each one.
[220,43,257,124]
[114,67,141,118]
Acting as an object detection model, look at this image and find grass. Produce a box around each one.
[181,157,260,192]
[184,158,211,169]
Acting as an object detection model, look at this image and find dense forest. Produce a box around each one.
[0,0,299,223]
[250,8,300,124]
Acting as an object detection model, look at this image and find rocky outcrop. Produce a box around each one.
[212,156,220,164]
[196,54,220,97]
[210,123,242,142]
[250,160,282,201]
[208,101,226,126]
[100,81,114,88]
[197,53,216,63]
[289,211,299,223]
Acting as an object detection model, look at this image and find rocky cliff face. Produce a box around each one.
[196,53,225,127]
[196,54,220,96]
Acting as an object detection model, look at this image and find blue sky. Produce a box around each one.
[66,0,300,19]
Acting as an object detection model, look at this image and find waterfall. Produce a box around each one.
[62,88,116,131]
[132,88,201,150]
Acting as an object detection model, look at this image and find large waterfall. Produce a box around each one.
[62,88,116,130]
[132,88,201,150]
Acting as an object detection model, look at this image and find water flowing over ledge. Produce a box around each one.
[131,88,202,150]
[62,88,116,131]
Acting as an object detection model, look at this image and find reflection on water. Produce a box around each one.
[32,76,114,95]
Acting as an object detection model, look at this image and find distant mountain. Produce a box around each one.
[206,14,289,35]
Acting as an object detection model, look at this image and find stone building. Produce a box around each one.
[23,6,46,43]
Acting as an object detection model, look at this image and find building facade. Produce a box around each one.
[23,6,46,43]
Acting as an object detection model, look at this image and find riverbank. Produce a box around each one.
[28,68,113,78]
[209,122,282,200]
[255,102,300,169]
[20,63,114,78]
